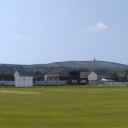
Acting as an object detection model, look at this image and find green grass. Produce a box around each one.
[0,85,128,128]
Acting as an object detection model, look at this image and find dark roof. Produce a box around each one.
[0,65,14,75]
[94,71,110,76]
[80,72,91,77]
[19,71,37,77]
[47,68,67,74]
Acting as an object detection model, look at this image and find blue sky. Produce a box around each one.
[0,0,128,64]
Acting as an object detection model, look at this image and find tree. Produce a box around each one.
[110,71,119,81]
[36,71,42,75]
[94,69,106,72]
[79,68,90,72]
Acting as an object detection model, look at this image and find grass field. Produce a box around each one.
[0,85,128,128]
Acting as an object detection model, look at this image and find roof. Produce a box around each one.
[80,72,91,78]
[80,72,90,77]
[0,65,14,75]
[47,68,67,74]
[19,71,37,77]
[94,71,110,76]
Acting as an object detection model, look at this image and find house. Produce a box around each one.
[80,72,90,79]
[45,68,69,81]
[95,71,110,80]
[88,71,98,81]
[80,71,98,85]
[80,71,97,81]
[69,71,80,84]
[80,71,110,85]
[0,65,14,81]
[115,71,127,81]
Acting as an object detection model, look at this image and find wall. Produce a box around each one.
[98,75,110,80]
[34,80,67,85]
[14,71,20,77]
[0,81,14,85]
[89,81,99,85]
[0,80,67,86]
[103,82,128,86]
[47,77,59,81]
[88,72,97,81]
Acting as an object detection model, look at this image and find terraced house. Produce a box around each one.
[45,68,69,81]
[80,71,111,85]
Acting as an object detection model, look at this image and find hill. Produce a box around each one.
[6,60,128,73]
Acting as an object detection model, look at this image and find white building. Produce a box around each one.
[14,71,35,88]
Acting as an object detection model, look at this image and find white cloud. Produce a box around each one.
[84,22,107,32]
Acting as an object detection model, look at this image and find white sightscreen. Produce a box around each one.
[15,77,33,88]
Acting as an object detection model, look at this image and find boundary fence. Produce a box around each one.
[103,82,128,86]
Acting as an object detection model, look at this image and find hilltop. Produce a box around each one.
[6,60,128,73]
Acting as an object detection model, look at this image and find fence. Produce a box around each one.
[103,82,128,86]
[89,81,99,85]
[0,81,14,86]
[33,80,67,85]
[0,80,67,86]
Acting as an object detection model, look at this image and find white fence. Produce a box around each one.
[0,80,67,86]
[0,81,14,86]
[34,81,67,85]
[103,82,128,86]
[2,80,128,86]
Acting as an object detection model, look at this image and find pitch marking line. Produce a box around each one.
[0,90,41,94]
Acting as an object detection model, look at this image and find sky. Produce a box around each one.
[0,0,128,65]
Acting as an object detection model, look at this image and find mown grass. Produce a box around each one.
[0,85,128,128]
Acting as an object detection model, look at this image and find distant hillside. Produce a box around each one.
[6,60,128,73]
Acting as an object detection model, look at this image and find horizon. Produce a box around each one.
[2,59,128,66]
[0,0,128,65]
